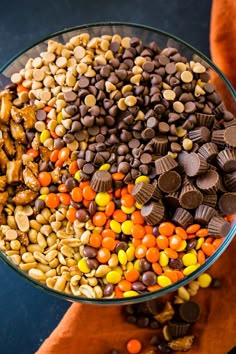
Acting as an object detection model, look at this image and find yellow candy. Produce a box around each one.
[176,240,187,252]
[121,220,134,235]
[121,205,135,214]
[133,259,141,272]
[78,258,90,273]
[57,112,63,123]
[198,273,212,288]
[123,290,139,297]
[183,264,200,275]
[97,206,106,211]
[40,130,50,143]
[135,202,143,209]
[74,170,81,181]
[135,175,150,184]
[38,194,47,201]
[110,220,121,233]
[95,192,110,207]
[196,237,204,250]
[159,251,169,267]
[126,246,135,261]
[118,250,127,265]
[99,164,111,171]
[113,266,123,276]
[106,270,122,284]
[188,249,197,256]
[126,261,134,271]
[157,275,172,287]
[182,253,197,266]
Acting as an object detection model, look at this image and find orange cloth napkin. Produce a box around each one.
[37,1,236,353]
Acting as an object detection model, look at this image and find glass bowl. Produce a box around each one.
[0,22,235,305]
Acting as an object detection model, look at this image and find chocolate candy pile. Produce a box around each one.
[0,32,235,299]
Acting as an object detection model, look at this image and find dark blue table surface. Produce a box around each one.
[0,1,212,353]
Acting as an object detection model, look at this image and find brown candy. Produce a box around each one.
[155,155,178,175]
[208,215,231,238]
[90,170,112,192]
[179,184,203,209]
[152,136,169,155]
[157,171,181,193]
[196,170,220,193]
[141,202,165,225]
[163,191,180,209]
[202,194,217,208]
[188,127,211,143]
[196,112,215,127]
[184,153,208,177]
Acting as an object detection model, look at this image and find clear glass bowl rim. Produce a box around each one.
[0,21,235,305]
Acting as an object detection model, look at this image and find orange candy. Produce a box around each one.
[112,172,125,180]
[71,187,83,202]
[118,280,132,292]
[45,193,60,209]
[126,339,142,354]
[131,211,144,224]
[146,247,160,263]
[121,194,135,208]
[38,171,52,186]
[142,234,156,248]
[101,229,116,239]
[152,262,163,275]
[97,248,111,263]
[26,148,39,158]
[164,248,178,259]
[125,269,140,282]
[69,161,78,175]
[89,233,102,248]
[135,245,147,258]
[113,209,127,223]
[105,201,115,217]
[186,224,201,234]
[92,212,107,226]
[66,207,77,222]
[59,193,71,205]
[175,226,188,240]
[196,228,208,237]
[158,222,175,237]
[197,250,206,265]
[82,185,96,201]
[58,147,70,161]
[102,237,116,251]
[131,225,145,239]
[156,235,169,249]
[169,235,182,250]
[201,242,215,256]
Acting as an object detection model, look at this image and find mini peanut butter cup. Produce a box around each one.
[90,170,112,192]
[223,171,236,192]
[168,321,190,338]
[196,113,215,127]
[211,130,225,148]
[224,126,236,148]
[172,208,193,228]
[194,204,218,225]
[217,149,236,172]
[188,127,211,143]
[208,216,231,238]
[157,171,181,193]
[198,142,218,163]
[179,301,200,323]
[152,136,169,155]
[155,155,178,175]
[213,101,225,118]
[219,192,236,215]
[179,184,203,209]
[184,153,208,177]
[223,119,236,129]
[202,194,217,208]
[196,170,220,193]
[141,202,165,225]
[163,191,180,209]
[132,182,156,204]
